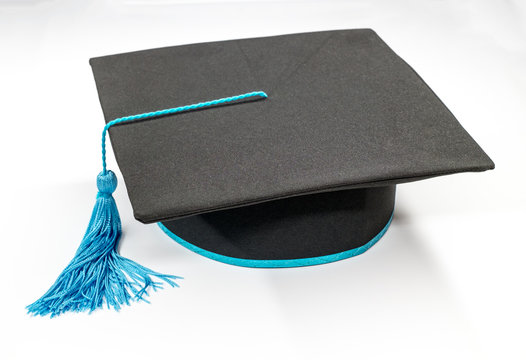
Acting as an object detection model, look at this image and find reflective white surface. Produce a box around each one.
[1,1,525,359]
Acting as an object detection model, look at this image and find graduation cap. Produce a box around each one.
[27,29,494,317]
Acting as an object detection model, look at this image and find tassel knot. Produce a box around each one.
[97,170,118,194]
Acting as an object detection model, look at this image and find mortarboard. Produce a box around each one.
[28,29,494,317]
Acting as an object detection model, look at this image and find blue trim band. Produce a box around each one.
[157,212,393,268]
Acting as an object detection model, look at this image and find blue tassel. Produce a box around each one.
[27,171,181,317]
[27,91,268,317]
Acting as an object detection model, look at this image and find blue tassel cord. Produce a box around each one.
[27,91,267,317]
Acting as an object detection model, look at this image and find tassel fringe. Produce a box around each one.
[27,171,181,317]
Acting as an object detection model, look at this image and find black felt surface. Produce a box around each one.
[162,186,395,260]
[90,29,494,224]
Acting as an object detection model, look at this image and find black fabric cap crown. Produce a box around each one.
[90,29,493,225]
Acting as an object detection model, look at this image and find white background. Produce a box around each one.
[1,0,525,359]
